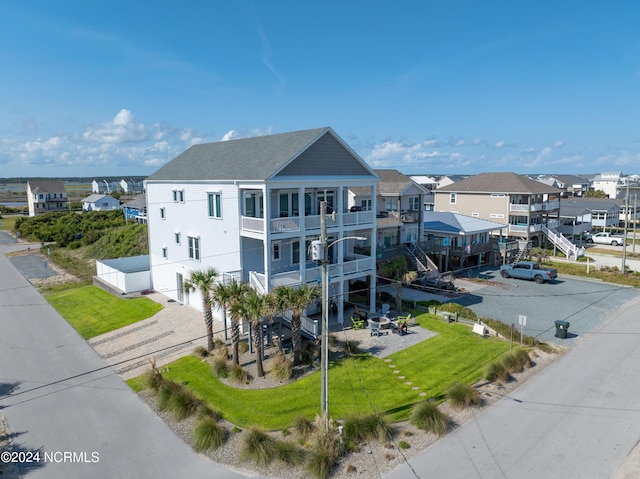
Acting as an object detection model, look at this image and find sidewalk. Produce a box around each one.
[88,293,215,380]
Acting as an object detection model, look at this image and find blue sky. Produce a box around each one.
[1,1,639,178]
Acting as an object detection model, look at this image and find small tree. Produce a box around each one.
[275,285,319,366]
[226,280,250,365]
[378,255,415,312]
[184,267,219,351]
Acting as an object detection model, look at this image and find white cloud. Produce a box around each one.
[553,140,565,148]
[220,127,274,142]
[82,109,148,144]
[494,141,505,149]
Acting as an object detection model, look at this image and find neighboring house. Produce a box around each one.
[81,194,121,212]
[370,169,428,249]
[551,175,591,197]
[557,201,592,240]
[145,127,379,326]
[410,175,437,211]
[119,179,144,194]
[563,198,621,230]
[437,175,467,189]
[592,172,622,199]
[123,194,147,224]
[422,212,506,270]
[91,179,119,194]
[434,172,564,250]
[26,179,69,217]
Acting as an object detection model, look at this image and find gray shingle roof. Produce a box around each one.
[437,172,562,194]
[27,179,66,193]
[146,127,373,182]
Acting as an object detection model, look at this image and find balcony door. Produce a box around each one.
[279,192,299,217]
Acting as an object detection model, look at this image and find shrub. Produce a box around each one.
[342,414,393,443]
[193,416,226,452]
[485,360,511,383]
[238,342,249,355]
[513,348,532,369]
[197,404,222,422]
[193,346,209,358]
[240,427,278,466]
[275,440,306,465]
[293,416,315,441]
[409,400,449,436]
[398,440,410,449]
[229,363,248,384]
[270,350,293,381]
[166,385,204,421]
[438,302,478,321]
[213,344,229,361]
[501,351,523,373]
[446,382,482,409]
[156,380,182,411]
[211,357,229,378]
[305,424,343,479]
[145,363,165,392]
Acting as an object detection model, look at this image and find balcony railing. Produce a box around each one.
[508,224,542,234]
[241,210,374,236]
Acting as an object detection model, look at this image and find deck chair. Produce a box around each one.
[351,316,364,330]
[380,303,390,317]
[369,321,381,337]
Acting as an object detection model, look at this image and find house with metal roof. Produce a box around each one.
[145,127,379,327]
[26,179,69,217]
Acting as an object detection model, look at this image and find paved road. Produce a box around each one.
[385,288,640,478]
[0,245,259,479]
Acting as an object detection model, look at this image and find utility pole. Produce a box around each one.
[319,200,329,431]
[622,182,629,272]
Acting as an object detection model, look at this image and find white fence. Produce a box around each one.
[95,255,152,294]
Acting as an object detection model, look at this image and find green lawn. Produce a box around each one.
[128,313,511,430]
[48,285,163,339]
[0,215,18,231]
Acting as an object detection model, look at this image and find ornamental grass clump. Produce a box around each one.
[275,440,306,466]
[342,414,394,443]
[240,427,279,467]
[211,357,229,378]
[270,350,293,382]
[305,416,344,479]
[513,348,532,369]
[228,363,248,384]
[446,382,482,409]
[485,360,511,383]
[293,415,315,442]
[193,416,226,452]
[166,384,205,421]
[409,400,449,436]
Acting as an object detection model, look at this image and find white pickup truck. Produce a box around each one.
[586,232,625,246]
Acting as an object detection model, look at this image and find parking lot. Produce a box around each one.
[453,267,640,346]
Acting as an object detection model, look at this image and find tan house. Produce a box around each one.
[434,172,563,249]
[26,179,69,217]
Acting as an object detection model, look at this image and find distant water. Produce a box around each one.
[0,202,27,207]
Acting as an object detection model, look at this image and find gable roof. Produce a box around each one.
[82,194,117,203]
[146,127,377,182]
[562,197,620,213]
[374,169,428,196]
[437,172,562,194]
[27,179,66,193]
[423,212,506,235]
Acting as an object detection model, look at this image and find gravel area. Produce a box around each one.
[135,344,561,479]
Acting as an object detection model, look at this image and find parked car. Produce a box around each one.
[500,261,558,284]
[585,232,625,246]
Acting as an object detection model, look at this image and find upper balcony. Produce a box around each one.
[241,210,375,236]
[509,199,559,213]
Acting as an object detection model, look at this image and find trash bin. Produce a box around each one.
[554,320,570,339]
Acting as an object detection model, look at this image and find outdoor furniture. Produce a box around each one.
[397,313,413,326]
[351,316,364,330]
[393,320,409,336]
[380,303,390,317]
[369,321,381,337]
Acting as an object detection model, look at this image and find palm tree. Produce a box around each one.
[275,284,319,366]
[183,267,219,352]
[244,288,268,378]
[226,280,250,365]
[211,280,234,342]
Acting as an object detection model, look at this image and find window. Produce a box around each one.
[491,193,505,198]
[188,236,200,260]
[409,196,420,211]
[384,198,398,211]
[175,232,181,245]
[162,247,168,259]
[490,213,505,218]
[160,207,166,219]
[450,193,457,204]
[173,190,185,203]
[360,199,372,210]
[208,193,222,218]
[272,241,281,261]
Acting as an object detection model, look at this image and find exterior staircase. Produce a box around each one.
[542,225,582,259]
[406,243,439,279]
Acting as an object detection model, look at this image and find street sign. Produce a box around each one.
[518,314,527,326]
